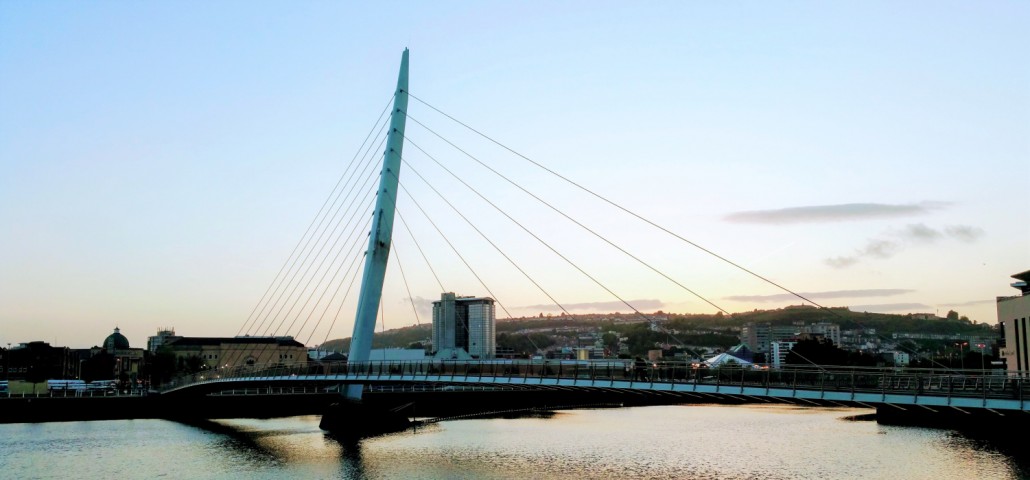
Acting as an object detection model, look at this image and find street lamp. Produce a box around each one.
[955,342,968,370]
[976,343,986,375]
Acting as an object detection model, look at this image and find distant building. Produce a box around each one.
[742,323,799,353]
[97,327,146,384]
[998,269,1030,374]
[163,336,308,370]
[432,292,496,359]
[770,340,797,368]
[147,328,181,353]
[804,322,841,346]
[5,341,77,382]
[742,321,841,354]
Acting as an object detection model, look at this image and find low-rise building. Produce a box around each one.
[163,336,308,370]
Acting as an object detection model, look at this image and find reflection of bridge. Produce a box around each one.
[162,360,1030,414]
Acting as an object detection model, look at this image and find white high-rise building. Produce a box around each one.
[432,292,496,359]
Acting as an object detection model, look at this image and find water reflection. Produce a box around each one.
[2,405,1025,479]
[330,434,367,479]
[176,418,283,465]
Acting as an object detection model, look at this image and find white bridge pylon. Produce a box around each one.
[345,49,410,401]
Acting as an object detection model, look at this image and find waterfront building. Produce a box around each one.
[147,328,181,353]
[96,327,146,385]
[998,269,1030,374]
[432,292,496,359]
[163,336,308,370]
[4,341,77,382]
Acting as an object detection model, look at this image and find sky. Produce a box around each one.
[1,1,1027,349]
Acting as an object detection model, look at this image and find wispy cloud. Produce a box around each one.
[400,296,435,317]
[899,223,942,243]
[939,299,995,307]
[724,202,948,224]
[725,289,914,303]
[944,225,984,243]
[849,303,932,313]
[825,223,984,269]
[519,299,664,312]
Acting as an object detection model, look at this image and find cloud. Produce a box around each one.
[724,289,914,303]
[944,225,984,243]
[519,299,664,312]
[849,303,933,313]
[898,223,942,243]
[825,239,901,268]
[724,202,948,224]
[400,296,435,317]
[824,255,856,269]
[939,299,995,307]
[826,223,984,269]
[863,239,900,259]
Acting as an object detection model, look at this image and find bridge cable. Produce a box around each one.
[392,245,422,326]
[403,130,729,317]
[245,133,387,342]
[387,163,574,318]
[395,209,446,293]
[222,166,381,369]
[403,92,828,314]
[403,121,824,369]
[396,145,710,361]
[246,164,378,343]
[236,94,394,337]
[238,214,374,369]
[402,96,944,371]
[393,144,657,346]
[312,222,377,349]
[277,189,380,342]
[389,179,515,319]
[296,215,373,353]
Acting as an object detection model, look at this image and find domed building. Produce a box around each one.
[83,327,146,391]
[103,327,131,353]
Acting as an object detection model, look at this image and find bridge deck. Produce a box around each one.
[160,360,1030,412]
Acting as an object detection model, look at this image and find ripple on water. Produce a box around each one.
[0,405,1024,479]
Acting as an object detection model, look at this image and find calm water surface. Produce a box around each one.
[0,404,1025,479]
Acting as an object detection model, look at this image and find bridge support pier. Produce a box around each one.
[319,397,413,438]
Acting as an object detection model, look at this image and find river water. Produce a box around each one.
[0,404,1024,479]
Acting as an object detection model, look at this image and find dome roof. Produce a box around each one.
[104,327,130,351]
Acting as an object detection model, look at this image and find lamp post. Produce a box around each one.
[956,342,968,370]
[977,343,986,375]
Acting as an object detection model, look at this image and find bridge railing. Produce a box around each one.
[159,359,1030,403]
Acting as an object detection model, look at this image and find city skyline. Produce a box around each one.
[2,2,1027,349]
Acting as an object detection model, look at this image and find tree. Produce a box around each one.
[946,310,959,321]
[80,352,115,382]
[786,339,848,366]
[148,347,178,386]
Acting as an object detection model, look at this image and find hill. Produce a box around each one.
[316,305,996,353]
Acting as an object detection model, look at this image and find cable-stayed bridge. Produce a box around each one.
[171,50,1017,428]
